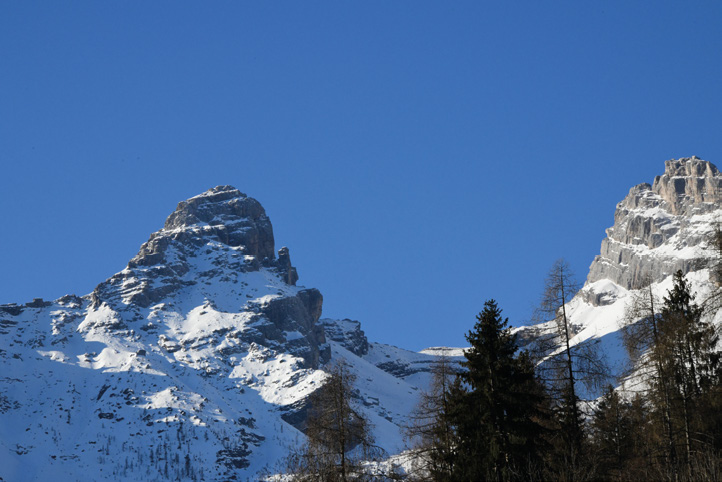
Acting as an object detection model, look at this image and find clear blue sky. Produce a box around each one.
[1,1,720,350]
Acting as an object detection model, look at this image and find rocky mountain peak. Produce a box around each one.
[651,157,721,215]
[164,185,264,229]
[586,157,721,293]
[91,187,302,315]
[126,187,277,270]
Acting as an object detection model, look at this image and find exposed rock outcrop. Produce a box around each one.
[652,157,721,215]
[320,318,369,356]
[276,247,299,286]
[587,157,721,293]
[86,185,327,368]
[162,185,275,260]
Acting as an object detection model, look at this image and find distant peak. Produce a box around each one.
[589,156,721,289]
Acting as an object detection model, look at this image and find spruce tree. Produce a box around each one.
[621,271,722,479]
[450,300,549,481]
[622,279,679,478]
[658,271,720,477]
[590,386,634,480]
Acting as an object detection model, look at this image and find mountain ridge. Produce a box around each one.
[1,157,720,480]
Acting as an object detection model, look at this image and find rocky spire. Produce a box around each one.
[92,186,302,308]
[84,185,327,367]
[651,156,721,215]
[133,185,277,265]
[586,157,721,293]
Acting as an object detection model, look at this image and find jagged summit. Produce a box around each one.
[661,155,718,176]
[164,186,267,232]
[519,157,722,406]
[88,185,320,366]
[91,187,299,310]
[132,186,276,268]
[652,157,721,215]
[587,156,721,292]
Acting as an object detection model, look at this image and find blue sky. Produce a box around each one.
[1,1,720,350]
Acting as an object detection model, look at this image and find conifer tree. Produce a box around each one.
[450,300,549,481]
[622,271,721,479]
[589,388,658,481]
[658,271,720,477]
[622,278,679,476]
[590,386,633,480]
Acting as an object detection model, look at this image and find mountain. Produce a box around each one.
[518,156,722,395]
[587,156,720,290]
[0,186,449,481]
[1,158,720,480]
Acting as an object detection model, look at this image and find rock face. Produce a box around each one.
[320,318,369,356]
[653,158,721,215]
[162,185,275,260]
[587,157,721,293]
[88,186,328,367]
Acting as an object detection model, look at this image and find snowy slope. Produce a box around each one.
[0,187,459,481]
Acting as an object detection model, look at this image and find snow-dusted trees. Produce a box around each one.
[286,361,383,481]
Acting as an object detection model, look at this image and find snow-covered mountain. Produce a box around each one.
[0,186,452,481]
[518,156,722,394]
[1,157,720,480]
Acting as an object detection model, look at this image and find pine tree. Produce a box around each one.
[622,278,679,477]
[450,300,550,481]
[590,386,634,480]
[658,271,720,477]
